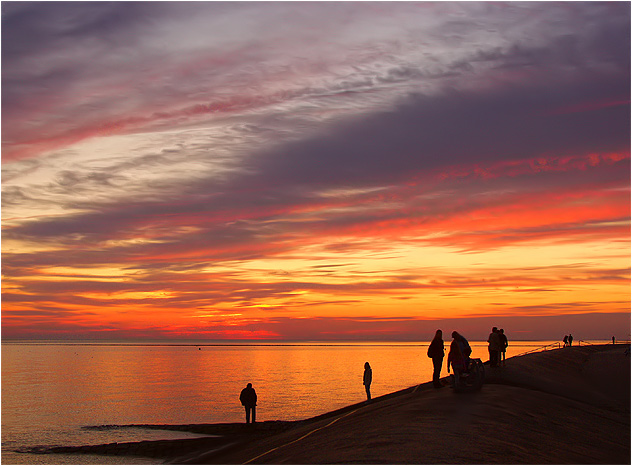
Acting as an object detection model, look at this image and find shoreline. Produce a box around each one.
[21,379,444,463]
[14,344,631,464]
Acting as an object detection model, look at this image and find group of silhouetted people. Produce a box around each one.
[426,329,474,388]
[237,328,624,422]
[487,327,508,367]
[563,334,574,347]
[427,327,510,390]
[239,328,513,423]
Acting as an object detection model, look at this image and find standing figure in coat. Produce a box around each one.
[452,331,472,368]
[487,327,502,367]
[427,329,445,388]
[363,362,372,401]
[239,383,257,424]
[447,337,466,388]
[499,329,508,366]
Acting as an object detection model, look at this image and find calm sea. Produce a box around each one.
[2,340,570,464]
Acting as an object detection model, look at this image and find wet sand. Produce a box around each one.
[24,344,630,464]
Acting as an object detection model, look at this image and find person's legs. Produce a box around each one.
[251,406,256,423]
[365,385,371,400]
[245,406,251,424]
[451,367,461,388]
[432,358,442,387]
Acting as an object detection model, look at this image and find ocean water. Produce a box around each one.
[2,340,568,464]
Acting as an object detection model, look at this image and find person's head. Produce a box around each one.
[434,329,442,339]
[492,326,498,333]
[500,329,504,334]
[246,383,252,388]
[364,362,371,369]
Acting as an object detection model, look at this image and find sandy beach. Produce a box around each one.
[26,344,630,464]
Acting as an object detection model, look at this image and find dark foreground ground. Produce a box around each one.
[23,344,631,464]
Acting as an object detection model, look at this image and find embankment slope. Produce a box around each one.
[201,344,630,464]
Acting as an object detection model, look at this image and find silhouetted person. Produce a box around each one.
[613,336,616,344]
[452,331,472,368]
[239,383,257,424]
[363,362,372,400]
[427,329,445,388]
[447,337,466,388]
[488,327,502,367]
[499,329,508,365]
[563,335,568,347]
[568,334,573,346]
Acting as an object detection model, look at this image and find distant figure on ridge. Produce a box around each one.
[239,383,257,424]
[487,327,502,367]
[563,335,568,347]
[568,334,573,346]
[447,334,466,388]
[427,329,445,388]
[363,362,372,401]
[499,329,508,365]
[612,336,616,345]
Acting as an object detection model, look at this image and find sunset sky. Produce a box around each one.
[2,2,630,341]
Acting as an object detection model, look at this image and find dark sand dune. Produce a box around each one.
[186,344,630,464]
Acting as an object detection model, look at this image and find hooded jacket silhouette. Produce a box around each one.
[239,383,257,407]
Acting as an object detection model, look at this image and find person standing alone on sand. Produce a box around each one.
[363,362,372,401]
[427,330,445,388]
[239,383,257,424]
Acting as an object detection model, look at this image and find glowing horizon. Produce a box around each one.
[2,2,630,341]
